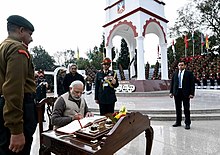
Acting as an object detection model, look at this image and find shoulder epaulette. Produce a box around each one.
[18,49,30,59]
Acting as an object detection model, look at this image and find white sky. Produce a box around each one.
[0,0,190,65]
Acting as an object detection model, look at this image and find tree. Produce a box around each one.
[99,33,106,56]
[117,38,130,69]
[53,49,76,67]
[76,58,90,70]
[31,46,56,71]
[87,46,103,70]
[63,49,76,67]
[169,3,200,37]
[194,0,220,41]
[169,0,220,53]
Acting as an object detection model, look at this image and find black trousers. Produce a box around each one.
[86,82,92,91]
[174,89,191,125]
[99,103,115,116]
[0,93,37,155]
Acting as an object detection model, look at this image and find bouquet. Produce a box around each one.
[112,105,127,122]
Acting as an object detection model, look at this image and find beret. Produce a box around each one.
[7,15,34,32]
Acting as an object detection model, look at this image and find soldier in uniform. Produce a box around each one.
[0,15,37,155]
[94,58,119,116]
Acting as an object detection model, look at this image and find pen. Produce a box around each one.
[78,119,83,129]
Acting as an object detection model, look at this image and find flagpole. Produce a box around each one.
[184,35,188,58]
[193,43,195,57]
[184,36,186,57]
[192,30,195,57]
[201,43,203,55]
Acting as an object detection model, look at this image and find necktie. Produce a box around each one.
[179,71,182,88]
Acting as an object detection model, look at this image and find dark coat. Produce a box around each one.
[170,70,195,97]
[95,70,119,104]
[36,77,47,102]
[63,72,85,93]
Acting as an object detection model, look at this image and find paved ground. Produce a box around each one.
[84,89,220,111]
[31,89,220,155]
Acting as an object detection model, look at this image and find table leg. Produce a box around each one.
[145,126,154,155]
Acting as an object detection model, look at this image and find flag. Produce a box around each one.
[201,33,204,46]
[201,33,204,54]
[77,47,79,60]
[205,34,209,49]
[184,35,189,49]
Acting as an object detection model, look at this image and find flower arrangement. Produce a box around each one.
[112,105,127,122]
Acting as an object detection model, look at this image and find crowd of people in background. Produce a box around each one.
[169,53,220,87]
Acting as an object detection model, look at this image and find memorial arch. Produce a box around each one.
[103,0,169,80]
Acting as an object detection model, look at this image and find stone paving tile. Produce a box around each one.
[31,89,220,155]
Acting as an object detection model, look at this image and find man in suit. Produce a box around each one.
[170,60,195,130]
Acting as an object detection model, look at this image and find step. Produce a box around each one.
[116,90,169,97]
[90,109,220,115]
[134,109,220,115]
[90,109,220,121]
[147,113,220,121]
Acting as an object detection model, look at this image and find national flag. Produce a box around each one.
[205,34,209,49]
[201,33,204,46]
[77,47,79,59]
[184,35,189,49]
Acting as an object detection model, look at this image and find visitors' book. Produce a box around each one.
[56,115,107,134]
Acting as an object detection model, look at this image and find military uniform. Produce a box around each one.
[0,15,37,155]
[94,70,119,115]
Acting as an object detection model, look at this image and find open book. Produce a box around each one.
[56,115,107,134]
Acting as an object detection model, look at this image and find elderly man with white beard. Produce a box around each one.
[51,80,93,129]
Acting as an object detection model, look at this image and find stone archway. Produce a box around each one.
[103,0,169,80]
[142,18,168,79]
[105,20,138,77]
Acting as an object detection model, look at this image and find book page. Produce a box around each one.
[80,115,106,127]
[56,115,106,134]
[56,120,82,134]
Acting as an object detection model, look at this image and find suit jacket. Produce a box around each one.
[170,70,195,97]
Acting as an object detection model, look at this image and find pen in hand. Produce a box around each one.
[78,120,83,129]
[73,111,83,120]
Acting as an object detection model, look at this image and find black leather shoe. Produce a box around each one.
[185,125,190,130]
[172,123,181,127]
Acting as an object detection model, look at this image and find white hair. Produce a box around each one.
[69,80,84,88]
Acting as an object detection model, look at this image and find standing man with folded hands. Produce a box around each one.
[170,60,195,130]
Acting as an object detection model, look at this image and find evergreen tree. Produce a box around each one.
[31,46,56,71]
[117,38,130,69]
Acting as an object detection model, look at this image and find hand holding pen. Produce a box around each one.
[73,111,83,120]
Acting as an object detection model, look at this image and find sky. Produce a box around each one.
[0,0,191,65]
